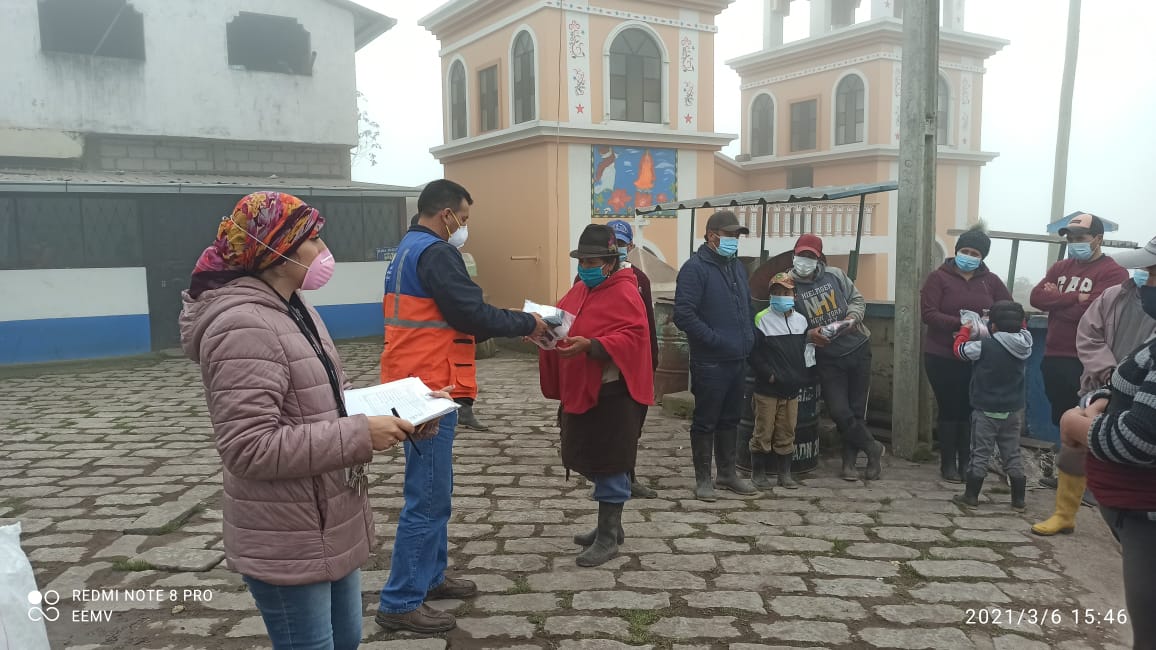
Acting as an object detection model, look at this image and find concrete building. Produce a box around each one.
[419,0,1005,309]
[0,0,415,364]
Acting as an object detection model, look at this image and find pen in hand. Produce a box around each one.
[391,407,422,456]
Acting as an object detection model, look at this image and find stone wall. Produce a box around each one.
[87,135,351,178]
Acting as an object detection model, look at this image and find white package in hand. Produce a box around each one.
[959,309,991,339]
[0,523,51,650]
[523,300,575,350]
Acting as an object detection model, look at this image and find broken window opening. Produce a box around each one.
[227,12,313,76]
[38,0,145,60]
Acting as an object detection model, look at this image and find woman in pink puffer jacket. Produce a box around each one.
[180,192,412,650]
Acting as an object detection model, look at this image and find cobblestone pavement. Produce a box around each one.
[0,340,1132,650]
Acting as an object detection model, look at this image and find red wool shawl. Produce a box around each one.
[539,268,655,414]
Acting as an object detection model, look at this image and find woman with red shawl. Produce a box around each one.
[540,224,655,567]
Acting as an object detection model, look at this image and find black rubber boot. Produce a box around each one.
[576,501,622,567]
[840,445,859,481]
[714,429,759,495]
[690,433,717,502]
[1009,475,1027,513]
[750,452,773,489]
[457,403,489,431]
[937,419,961,483]
[573,522,625,547]
[953,474,984,510]
[864,440,885,481]
[777,453,800,489]
[955,420,971,479]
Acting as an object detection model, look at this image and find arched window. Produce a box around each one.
[449,60,466,140]
[751,95,774,157]
[835,74,865,145]
[937,75,951,145]
[512,31,535,124]
[609,28,662,123]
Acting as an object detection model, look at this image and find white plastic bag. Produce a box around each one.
[0,522,52,650]
[523,300,576,350]
[959,309,991,339]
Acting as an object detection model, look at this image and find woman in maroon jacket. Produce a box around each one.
[920,226,1012,482]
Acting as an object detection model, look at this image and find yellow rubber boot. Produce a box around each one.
[1030,471,1085,536]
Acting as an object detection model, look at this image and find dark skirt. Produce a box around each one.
[559,380,644,475]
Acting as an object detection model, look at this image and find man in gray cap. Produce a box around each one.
[674,211,759,500]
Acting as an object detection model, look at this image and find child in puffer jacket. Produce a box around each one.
[951,300,1033,512]
[748,273,811,489]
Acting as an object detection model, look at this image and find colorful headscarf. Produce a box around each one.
[189,192,324,298]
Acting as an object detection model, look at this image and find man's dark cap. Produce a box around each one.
[705,210,750,235]
[1058,212,1105,237]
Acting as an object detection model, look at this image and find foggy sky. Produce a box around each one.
[351,0,1156,286]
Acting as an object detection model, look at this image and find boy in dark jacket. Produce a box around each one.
[749,273,811,489]
[952,300,1034,512]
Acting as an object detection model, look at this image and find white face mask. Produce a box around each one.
[448,225,468,249]
[793,255,818,276]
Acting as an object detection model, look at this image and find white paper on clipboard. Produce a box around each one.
[344,377,460,426]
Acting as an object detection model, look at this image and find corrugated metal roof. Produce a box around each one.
[635,181,898,213]
[0,170,419,197]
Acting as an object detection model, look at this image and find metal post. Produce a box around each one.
[759,203,769,262]
[1050,0,1082,232]
[849,193,867,280]
[1007,239,1020,293]
[689,208,697,258]
[891,0,939,459]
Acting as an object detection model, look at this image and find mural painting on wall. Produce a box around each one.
[591,145,677,217]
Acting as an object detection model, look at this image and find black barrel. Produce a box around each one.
[736,376,821,476]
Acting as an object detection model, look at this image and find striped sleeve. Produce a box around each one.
[952,326,982,362]
[1089,343,1156,467]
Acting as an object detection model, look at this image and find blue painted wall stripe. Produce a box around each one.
[0,302,382,365]
[0,314,151,365]
[315,302,383,340]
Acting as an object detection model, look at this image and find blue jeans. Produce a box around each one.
[243,569,362,650]
[378,411,458,614]
[584,472,631,504]
[689,359,746,435]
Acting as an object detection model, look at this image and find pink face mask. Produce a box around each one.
[226,218,335,291]
[299,253,335,290]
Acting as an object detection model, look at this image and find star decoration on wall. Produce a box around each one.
[684,113,693,123]
[576,104,584,114]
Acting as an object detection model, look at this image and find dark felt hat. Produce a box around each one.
[570,224,620,259]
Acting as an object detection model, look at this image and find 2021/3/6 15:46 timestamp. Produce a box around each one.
[965,608,1129,626]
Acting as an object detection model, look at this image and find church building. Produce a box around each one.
[419,0,1006,307]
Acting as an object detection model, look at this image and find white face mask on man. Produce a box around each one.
[446,209,469,248]
[793,255,818,277]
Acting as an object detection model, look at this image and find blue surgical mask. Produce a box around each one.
[617,246,629,262]
[1068,242,1093,261]
[1132,269,1149,287]
[954,253,981,272]
[577,264,607,289]
[770,296,796,313]
[717,236,739,257]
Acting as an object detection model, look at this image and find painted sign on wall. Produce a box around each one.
[591,145,677,216]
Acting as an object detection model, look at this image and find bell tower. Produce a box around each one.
[420,0,735,308]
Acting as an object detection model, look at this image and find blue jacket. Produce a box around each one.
[673,244,754,362]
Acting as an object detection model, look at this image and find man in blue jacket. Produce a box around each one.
[674,210,759,500]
